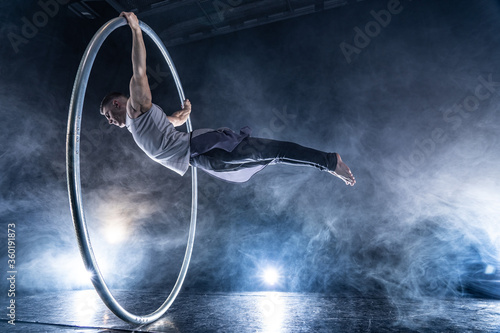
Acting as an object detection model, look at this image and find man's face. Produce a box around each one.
[103,100,126,127]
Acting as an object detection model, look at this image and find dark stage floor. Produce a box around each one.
[2,291,500,332]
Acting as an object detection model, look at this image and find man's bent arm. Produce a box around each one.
[167,99,191,127]
[121,12,152,116]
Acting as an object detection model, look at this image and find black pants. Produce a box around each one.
[190,137,337,173]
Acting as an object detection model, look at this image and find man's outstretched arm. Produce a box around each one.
[121,12,152,117]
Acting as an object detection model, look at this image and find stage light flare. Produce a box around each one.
[259,265,282,287]
[263,268,279,285]
[103,220,128,244]
[485,264,496,275]
[72,261,94,286]
[94,194,141,245]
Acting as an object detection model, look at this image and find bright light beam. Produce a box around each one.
[104,222,128,244]
[73,262,94,287]
[262,267,280,286]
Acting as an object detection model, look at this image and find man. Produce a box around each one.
[101,12,356,186]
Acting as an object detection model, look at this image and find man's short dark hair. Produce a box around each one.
[100,92,126,114]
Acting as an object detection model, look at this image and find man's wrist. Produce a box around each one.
[131,25,142,33]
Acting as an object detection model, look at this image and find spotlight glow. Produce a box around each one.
[104,221,128,244]
[73,262,94,287]
[485,265,496,275]
[262,267,280,286]
[85,269,94,281]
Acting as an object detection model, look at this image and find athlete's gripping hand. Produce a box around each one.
[181,99,191,114]
[120,12,140,31]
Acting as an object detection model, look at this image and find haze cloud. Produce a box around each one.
[1,3,499,323]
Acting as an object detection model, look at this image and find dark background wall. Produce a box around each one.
[1,0,500,302]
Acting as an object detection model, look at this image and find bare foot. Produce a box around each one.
[329,153,356,186]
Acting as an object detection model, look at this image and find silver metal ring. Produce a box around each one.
[66,17,198,324]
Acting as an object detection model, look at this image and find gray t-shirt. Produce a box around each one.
[126,103,190,175]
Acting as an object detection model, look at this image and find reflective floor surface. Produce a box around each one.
[2,291,500,332]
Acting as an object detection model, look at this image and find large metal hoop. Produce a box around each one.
[66,17,197,324]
